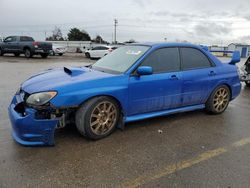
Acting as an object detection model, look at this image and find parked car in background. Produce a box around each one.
[8,43,241,146]
[0,36,52,58]
[85,45,117,59]
[51,44,67,56]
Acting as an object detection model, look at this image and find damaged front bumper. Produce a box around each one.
[8,93,59,146]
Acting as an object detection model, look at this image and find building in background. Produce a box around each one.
[228,43,250,58]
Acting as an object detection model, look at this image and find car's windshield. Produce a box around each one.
[92,45,150,74]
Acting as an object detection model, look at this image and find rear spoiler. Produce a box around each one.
[210,50,241,65]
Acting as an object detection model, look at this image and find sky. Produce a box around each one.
[0,0,250,45]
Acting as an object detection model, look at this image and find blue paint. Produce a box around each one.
[8,42,242,146]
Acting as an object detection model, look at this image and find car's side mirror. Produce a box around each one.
[137,66,153,76]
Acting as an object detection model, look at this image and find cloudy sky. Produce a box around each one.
[0,0,250,45]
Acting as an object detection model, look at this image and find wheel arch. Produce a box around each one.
[78,94,125,115]
[206,83,232,103]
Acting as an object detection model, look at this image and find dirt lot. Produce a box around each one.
[0,53,250,188]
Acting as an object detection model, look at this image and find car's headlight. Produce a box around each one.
[26,91,57,106]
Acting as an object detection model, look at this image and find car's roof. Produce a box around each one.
[130,42,200,48]
[94,45,113,48]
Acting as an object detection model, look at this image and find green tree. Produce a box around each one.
[67,28,91,41]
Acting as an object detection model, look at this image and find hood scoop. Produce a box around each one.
[63,67,86,76]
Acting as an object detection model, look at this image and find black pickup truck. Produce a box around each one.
[0,36,52,58]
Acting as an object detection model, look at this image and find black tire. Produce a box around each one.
[24,48,33,58]
[14,53,20,57]
[245,81,250,87]
[85,52,90,58]
[75,96,120,140]
[41,53,49,58]
[0,48,3,56]
[205,85,231,114]
[58,53,63,56]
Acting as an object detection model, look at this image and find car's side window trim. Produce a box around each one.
[130,47,181,76]
[179,47,215,71]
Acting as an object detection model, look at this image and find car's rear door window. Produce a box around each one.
[140,47,180,73]
[180,48,212,70]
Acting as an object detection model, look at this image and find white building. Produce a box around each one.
[228,43,250,58]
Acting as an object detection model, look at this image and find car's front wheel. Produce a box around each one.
[75,96,120,140]
[205,85,230,114]
[41,53,49,58]
[245,81,250,87]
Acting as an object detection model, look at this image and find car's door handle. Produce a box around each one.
[170,75,178,80]
[208,71,216,76]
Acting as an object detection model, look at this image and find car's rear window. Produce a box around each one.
[20,36,34,42]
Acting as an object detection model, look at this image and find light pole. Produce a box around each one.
[114,19,118,44]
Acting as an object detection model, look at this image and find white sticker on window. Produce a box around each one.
[126,50,142,55]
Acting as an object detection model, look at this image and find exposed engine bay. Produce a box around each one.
[240,56,250,86]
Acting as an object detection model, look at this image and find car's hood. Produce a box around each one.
[21,66,115,94]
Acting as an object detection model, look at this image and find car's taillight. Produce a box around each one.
[32,42,39,46]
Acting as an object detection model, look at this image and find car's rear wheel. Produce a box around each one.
[245,81,250,87]
[24,48,33,58]
[0,48,3,56]
[85,52,90,58]
[58,53,63,56]
[41,53,49,58]
[75,96,120,140]
[205,85,230,114]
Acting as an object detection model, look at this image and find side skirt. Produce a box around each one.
[125,104,205,123]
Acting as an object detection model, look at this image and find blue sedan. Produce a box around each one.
[8,43,241,146]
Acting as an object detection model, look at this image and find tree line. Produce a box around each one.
[46,26,108,43]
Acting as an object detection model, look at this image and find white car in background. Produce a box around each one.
[85,45,117,59]
[52,44,67,56]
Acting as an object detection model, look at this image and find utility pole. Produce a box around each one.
[114,19,118,44]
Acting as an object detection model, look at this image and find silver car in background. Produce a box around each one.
[52,44,67,56]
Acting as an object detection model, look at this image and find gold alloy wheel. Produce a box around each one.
[90,101,117,135]
[213,87,229,112]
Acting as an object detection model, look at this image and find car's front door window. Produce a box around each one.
[4,37,13,43]
[140,47,180,73]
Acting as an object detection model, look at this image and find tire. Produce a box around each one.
[75,96,120,140]
[0,48,3,56]
[24,48,33,58]
[58,53,63,56]
[245,81,250,87]
[14,53,20,57]
[205,85,231,114]
[85,52,90,58]
[41,53,49,58]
